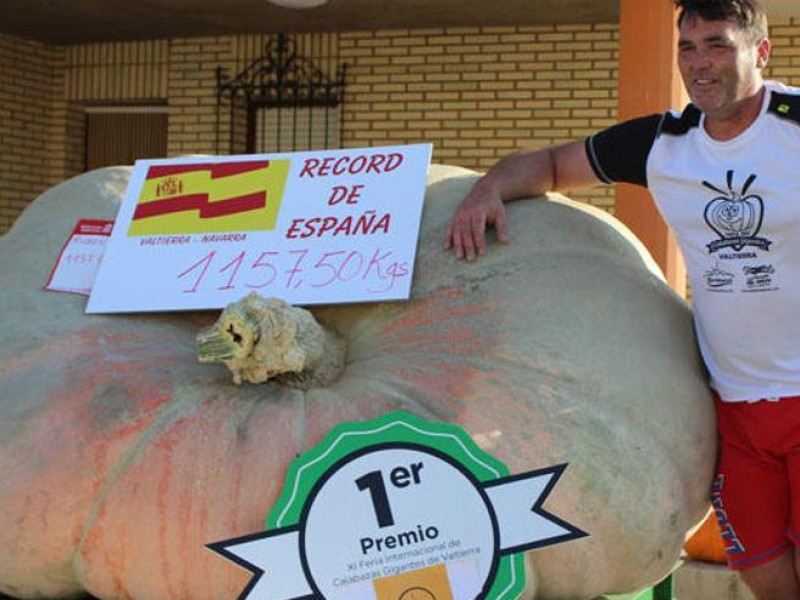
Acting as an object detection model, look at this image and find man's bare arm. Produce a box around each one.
[445,140,603,261]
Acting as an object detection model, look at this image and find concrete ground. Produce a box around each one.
[674,560,755,600]
[603,560,755,600]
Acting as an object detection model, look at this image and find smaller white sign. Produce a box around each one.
[44,219,113,296]
[87,144,431,314]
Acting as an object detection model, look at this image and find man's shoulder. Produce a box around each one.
[658,104,702,137]
[766,81,800,128]
[602,105,702,141]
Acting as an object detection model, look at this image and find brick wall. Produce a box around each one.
[170,33,343,156]
[766,18,800,85]
[1,17,799,234]
[62,40,171,180]
[0,33,65,233]
[339,23,619,211]
[167,37,230,156]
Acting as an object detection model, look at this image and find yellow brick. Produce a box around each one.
[352,111,387,121]
[537,108,572,117]
[482,43,515,53]
[555,80,592,90]
[536,71,573,81]
[461,91,499,101]
[572,108,608,119]
[462,53,497,64]
[372,83,408,93]
[515,100,553,110]
[560,24,593,32]
[422,35,456,46]
[480,81,514,91]
[576,31,615,41]
[557,61,593,71]
[593,60,619,70]
[424,73,462,82]
[501,34,536,43]
[407,82,443,92]
[441,101,476,110]
[410,45,445,56]
[424,110,459,120]
[555,99,590,109]
[497,109,533,119]
[342,31,375,40]
[459,110,495,120]
[463,34,500,44]
[574,90,611,99]
[482,26,517,34]
[540,33,575,42]
[389,54,430,65]
[570,128,599,137]
[538,51,577,61]
[482,63,518,72]
[577,51,613,60]
[462,72,498,82]
[513,119,554,128]
[561,42,594,51]
[498,91,531,100]
[440,139,475,148]
[375,46,410,57]
[371,120,405,130]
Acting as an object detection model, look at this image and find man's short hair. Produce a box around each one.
[674,0,768,42]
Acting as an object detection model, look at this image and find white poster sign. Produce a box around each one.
[87,144,431,314]
[45,219,114,296]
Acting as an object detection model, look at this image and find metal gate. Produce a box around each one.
[215,33,347,155]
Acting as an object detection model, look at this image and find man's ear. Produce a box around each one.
[756,37,771,69]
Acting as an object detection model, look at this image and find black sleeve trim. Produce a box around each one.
[768,91,800,128]
[584,136,612,184]
[586,113,665,188]
[661,104,702,135]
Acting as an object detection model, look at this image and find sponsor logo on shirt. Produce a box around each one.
[742,264,778,292]
[704,263,734,291]
[703,170,772,254]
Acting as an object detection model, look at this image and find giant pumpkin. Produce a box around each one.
[0,164,715,599]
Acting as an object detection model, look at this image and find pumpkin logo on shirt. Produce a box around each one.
[703,170,772,253]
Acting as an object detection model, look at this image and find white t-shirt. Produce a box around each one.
[586,81,800,402]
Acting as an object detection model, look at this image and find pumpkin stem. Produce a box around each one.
[197,292,345,389]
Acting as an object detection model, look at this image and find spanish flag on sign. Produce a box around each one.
[127,160,290,236]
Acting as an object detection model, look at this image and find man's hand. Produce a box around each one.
[444,141,598,261]
[445,182,508,262]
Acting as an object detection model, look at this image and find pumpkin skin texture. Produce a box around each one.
[0,164,715,600]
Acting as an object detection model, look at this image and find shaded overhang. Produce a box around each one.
[2,0,617,44]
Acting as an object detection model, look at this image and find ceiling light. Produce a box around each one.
[267,0,328,8]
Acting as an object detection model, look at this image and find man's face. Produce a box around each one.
[677,14,770,120]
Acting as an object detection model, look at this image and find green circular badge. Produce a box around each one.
[209,411,586,600]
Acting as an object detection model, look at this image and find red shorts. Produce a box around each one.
[713,394,800,570]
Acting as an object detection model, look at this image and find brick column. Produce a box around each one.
[616,0,688,296]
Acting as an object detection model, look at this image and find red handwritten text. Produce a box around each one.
[285,211,391,239]
[328,185,364,206]
[176,247,409,295]
[299,153,404,178]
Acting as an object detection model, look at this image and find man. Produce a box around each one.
[445,1,800,598]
